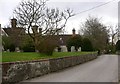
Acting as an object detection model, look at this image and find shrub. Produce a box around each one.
[20,35,35,52]
[22,44,35,52]
[57,46,61,52]
[2,36,15,52]
[106,44,116,54]
[38,37,57,55]
[116,40,120,51]
[82,38,93,51]
[67,46,71,52]
[67,35,82,51]
[9,44,15,52]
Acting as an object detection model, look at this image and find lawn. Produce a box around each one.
[2,52,96,62]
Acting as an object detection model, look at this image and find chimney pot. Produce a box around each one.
[11,18,17,28]
[72,28,76,35]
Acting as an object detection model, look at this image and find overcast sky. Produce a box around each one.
[0,0,119,34]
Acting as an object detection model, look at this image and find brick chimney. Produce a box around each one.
[72,28,76,36]
[11,18,17,28]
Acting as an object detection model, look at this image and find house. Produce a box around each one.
[3,18,25,47]
[31,25,78,52]
[49,28,79,52]
[2,18,79,52]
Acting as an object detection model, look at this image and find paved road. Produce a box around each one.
[23,55,118,82]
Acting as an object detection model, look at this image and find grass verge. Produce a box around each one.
[2,52,96,62]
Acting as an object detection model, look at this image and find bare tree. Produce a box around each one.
[42,8,74,35]
[14,0,74,51]
[80,16,109,51]
[109,25,119,46]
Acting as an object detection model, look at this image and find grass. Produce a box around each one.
[2,51,96,62]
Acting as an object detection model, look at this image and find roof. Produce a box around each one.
[46,34,79,46]
[3,27,25,36]
[1,28,8,36]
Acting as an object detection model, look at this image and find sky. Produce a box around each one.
[0,0,119,34]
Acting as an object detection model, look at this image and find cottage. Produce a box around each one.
[2,18,79,52]
[3,18,25,47]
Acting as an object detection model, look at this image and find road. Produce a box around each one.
[22,55,118,82]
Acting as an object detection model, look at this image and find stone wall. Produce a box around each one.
[2,53,97,83]
[2,60,49,83]
[49,53,97,72]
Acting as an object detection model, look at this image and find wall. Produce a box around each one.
[2,53,97,83]
[2,60,49,83]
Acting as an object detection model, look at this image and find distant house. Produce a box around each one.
[52,28,77,46]
[3,18,25,47]
[2,18,79,52]
[46,28,79,52]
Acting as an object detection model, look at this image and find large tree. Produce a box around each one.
[109,25,119,46]
[14,0,74,52]
[80,16,109,50]
[106,25,119,53]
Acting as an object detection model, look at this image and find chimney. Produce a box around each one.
[72,28,76,35]
[11,18,17,28]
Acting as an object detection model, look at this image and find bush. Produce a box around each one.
[67,35,82,51]
[38,37,57,55]
[82,38,93,51]
[2,36,15,52]
[67,46,71,52]
[116,40,120,55]
[22,44,35,52]
[106,44,116,54]
[20,36,35,52]
[116,40,120,51]
[9,44,15,52]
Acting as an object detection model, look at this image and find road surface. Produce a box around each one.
[22,55,118,82]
